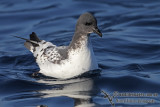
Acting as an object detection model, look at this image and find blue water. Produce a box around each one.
[0,0,160,107]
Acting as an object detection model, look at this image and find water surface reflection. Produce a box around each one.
[36,77,100,107]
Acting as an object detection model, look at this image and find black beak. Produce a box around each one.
[93,26,102,37]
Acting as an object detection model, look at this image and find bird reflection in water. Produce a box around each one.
[35,76,100,107]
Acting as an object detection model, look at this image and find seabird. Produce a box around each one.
[15,12,102,79]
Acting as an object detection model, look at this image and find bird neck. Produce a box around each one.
[69,31,91,50]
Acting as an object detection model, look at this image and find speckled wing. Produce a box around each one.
[43,46,62,64]
[34,40,68,64]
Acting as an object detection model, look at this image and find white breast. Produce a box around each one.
[39,38,98,79]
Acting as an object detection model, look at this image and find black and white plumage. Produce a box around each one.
[15,12,102,79]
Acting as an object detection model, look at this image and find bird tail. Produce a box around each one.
[14,32,41,53]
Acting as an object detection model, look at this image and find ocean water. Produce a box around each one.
[0,0,160,107]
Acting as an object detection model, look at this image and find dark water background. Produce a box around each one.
[0,0,160,107]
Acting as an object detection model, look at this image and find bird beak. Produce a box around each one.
[93,26,102,37]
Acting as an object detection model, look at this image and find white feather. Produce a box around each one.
[34,38,98,79]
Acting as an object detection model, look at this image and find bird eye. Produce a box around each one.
[85,22,92,26]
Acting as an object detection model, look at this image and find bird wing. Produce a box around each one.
[13,32,68,64]
[34,41,68,64]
